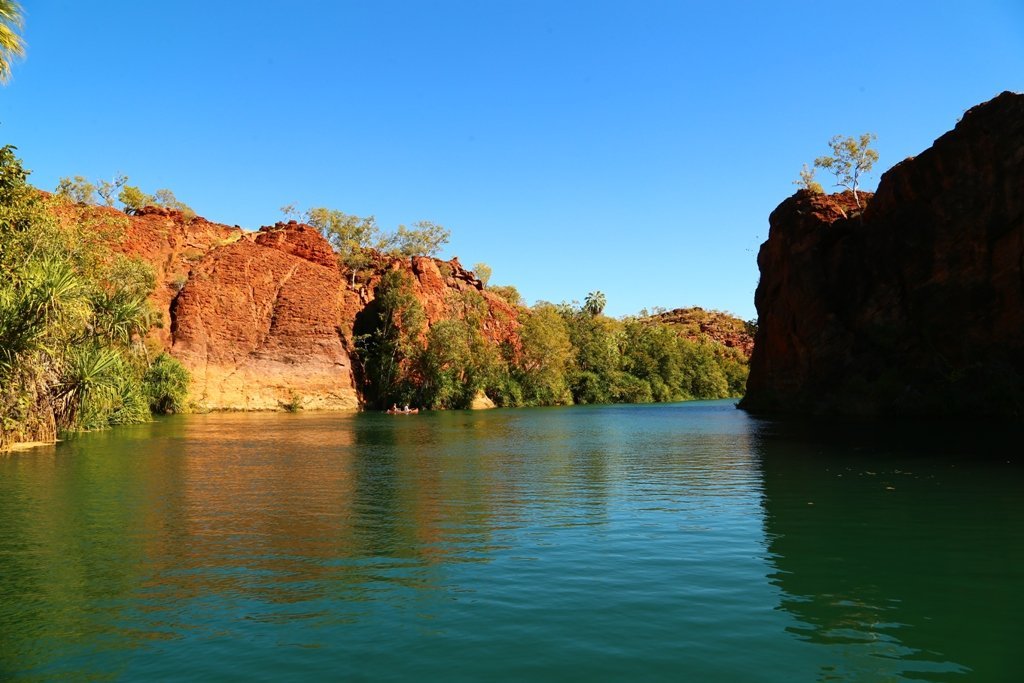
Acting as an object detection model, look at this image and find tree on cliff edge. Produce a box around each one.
[0,1,24,84]
[793,164,824,194]
[814,133,878,208]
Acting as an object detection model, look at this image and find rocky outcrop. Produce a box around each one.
[254,221,336,269]
[651,307,755,356]
[741,91,1024,416]
[113,206,243,347]
[111,208,521,411]
[386,256,519,344]
[169,227,359,411]
[336,252,521,348]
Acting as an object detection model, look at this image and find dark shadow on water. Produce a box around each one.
[752,416,1024,681]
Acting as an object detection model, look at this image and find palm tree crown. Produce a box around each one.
[583,291,607,317]
[0,1,24,84]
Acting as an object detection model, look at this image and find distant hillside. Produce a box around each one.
[648,307,755,357]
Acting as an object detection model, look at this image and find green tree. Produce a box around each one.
[55,176,97,204]
[0,147,182,448]
[56,173,180,217]
[516,302,574,405]
[304,208,381,285]
[53,342,123,430]
[96,174,128,207]
[384,220,450,257]
[355,270,426,407]
[0,257,88,376]
[793,163,824,194]
[619,319,682,402]
[448,289,505,401]
[718,347,749,397]
[473,262,492,287]
[681,341,730,399]
[419,319,473,408]
[0,0,24,84]
[118,184,153,214]
[284,204,451,270]
[144,352,191,414]
[89,289,154,347]
[814,133,879,208]
[489,285,523,307]
[152,188,196,219]
[560,304,621,404]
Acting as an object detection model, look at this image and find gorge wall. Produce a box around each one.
[116,212,519,411]
[741,92,1024,416]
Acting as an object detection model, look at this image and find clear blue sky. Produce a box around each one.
[3,1,1022,319]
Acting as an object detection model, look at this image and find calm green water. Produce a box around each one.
[1,402,1021,681]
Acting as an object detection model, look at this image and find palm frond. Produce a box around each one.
[0,1,25,84]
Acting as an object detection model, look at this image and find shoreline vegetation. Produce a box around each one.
[355,271,750,412]
[0,146,752,450]
[0,146,190,451]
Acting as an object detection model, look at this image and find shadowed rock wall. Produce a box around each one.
[741,92,1024,416]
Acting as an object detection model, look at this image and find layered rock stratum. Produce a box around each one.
[741,91,1024,416]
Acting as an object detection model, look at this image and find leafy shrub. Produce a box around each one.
[488,285,523,307]
[109,373,152,425]
[473,262,492,287]
[143,353,190,414]
[609,372,654,404]
[571,370,610,405]
[118,185,152,214]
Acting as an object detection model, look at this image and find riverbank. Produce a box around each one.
[2,440,57,453]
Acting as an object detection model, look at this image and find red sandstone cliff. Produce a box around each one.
[113,212,519,411]
[741,91,1024,416]
[169,224,358,410]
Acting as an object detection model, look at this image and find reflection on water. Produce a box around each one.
[0,406,1021,681]
[755,420,1024,682]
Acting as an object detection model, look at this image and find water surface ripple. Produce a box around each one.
[1,402,1021,681]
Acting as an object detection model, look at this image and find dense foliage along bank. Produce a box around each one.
[0,147,188,449]
[354,270,748,410]
[1,144,748,442]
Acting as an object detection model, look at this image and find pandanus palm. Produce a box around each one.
[90,289,155,347]
[0,258,86,376]
[0,1,24,84]
[53,342,122,430]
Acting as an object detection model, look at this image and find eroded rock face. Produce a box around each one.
[170,233,358,411]
[93,205,243,348]
[254,221,337,269]
[741,92,1024,416]
[115,210,520,411]
[400,256,520,345]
